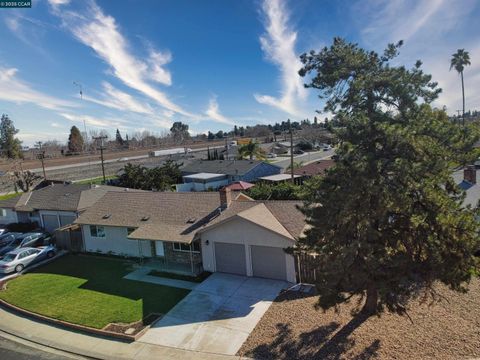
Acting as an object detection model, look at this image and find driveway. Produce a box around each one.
[138,273,289,355]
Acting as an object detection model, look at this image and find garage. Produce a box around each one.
[251,245,287,281]
[214,242,246,275]
[42,214,60,233]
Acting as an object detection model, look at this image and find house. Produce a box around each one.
[0,183,139,232]
[291,159,335,178]
[454,165,479,208]
[224,181,254,191]
[180,160,282,183]
[259,174,302,184]
[74,188,304,282]
[176,173,229,192]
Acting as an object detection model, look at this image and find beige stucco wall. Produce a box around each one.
[200,217,296,283]
[82,225,152,257]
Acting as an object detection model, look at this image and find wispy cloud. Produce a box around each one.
[50,1,195,117]
[254,0,307,117]
[205,96,235,125]
[0,67,75,110]
[59,112,127,129]
[83,82,154,115]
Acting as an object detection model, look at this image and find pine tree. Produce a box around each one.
[297,38,480,315]
[0,114,23,159]
[115,129,124,146]
[67,126,84,153]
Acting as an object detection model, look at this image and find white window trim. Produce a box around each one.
[172,242,200,253]
[90,225,106,238]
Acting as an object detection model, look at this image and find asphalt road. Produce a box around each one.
[0,336,78,360]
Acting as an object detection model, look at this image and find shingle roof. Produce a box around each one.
[0,183,140,213]
[292,159,335,176]
[75,191,305,243]
[0,194,22,209]
[181,160,280,176]
[453,168,480,208]
[224,181,254,191]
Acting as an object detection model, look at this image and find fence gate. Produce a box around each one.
[295,252,321,284]
[54,224,84,252]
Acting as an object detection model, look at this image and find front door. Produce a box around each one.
[155,241,165,257]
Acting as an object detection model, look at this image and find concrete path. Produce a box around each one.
[139,273,288,355]
[0,305,246,359]
[123,268,198,290]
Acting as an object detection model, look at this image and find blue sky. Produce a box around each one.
[0,0,479,146]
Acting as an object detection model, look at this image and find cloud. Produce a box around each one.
[59,112,127,129]
[51,1,195,117]
[0,67,75,110]
[48,0,70,5]
[50,122,63,128]
[83,82,154,115]
[205,96,235,125]
[254,0,307,117]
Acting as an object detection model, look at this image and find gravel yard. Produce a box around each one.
[238,278,480,360]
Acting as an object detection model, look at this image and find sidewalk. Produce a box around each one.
[124,268,198,290]
[0,306,248,360]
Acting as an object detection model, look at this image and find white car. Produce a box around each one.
[0,245,56,274]
[267,153,277,159]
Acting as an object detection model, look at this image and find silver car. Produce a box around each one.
[0,246,56,274]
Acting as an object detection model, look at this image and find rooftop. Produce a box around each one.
[181,159,280,176]
[259,174,302,182]
[183,173,227,180]
[292,159,335,176]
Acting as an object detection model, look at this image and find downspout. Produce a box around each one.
[189,244,194,274]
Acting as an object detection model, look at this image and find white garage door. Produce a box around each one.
[214,242,247,275]
[251,245,287,281]
[42,215,60,233]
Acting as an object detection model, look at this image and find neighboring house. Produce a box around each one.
[0,183,139,233]
[176,173,229,192]
[181,160,282,184]
[259,174,302,183]
[75,188,304,282]
[454,165,479,208]
[291,159,335,179]
[224,181,255,191]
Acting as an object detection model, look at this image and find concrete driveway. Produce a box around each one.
[138,273,289,355]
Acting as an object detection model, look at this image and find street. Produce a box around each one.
[0,336,81,360]
[272,149,335,169]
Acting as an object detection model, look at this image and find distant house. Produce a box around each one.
[0,183,139,232]
[224,181,255,191]
[176,173,229,192]
[180,160,282,184]
[454,165,479,208]
[291,159,335,178]
[75,188,304,282]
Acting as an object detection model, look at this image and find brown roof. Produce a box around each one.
[76,191,305,243]
[292,159,334,177]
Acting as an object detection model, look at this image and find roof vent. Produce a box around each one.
[186,217,196,224]
[141,216,150,221]
[103,214,111,219]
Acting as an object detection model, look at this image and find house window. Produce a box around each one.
[0,209,6,217]
[173,242,200,253]
[127,227,135,235]
[90,225,105,238]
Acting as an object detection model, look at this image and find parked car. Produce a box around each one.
[0,232,23,248]
[0,232,50,257]
[0,245,56,274]
[0,227,8,236]
[323,144,332,151]
[267,153,277,159]
[293,149,305,155]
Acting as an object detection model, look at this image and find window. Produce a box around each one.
[90,225,105,238]
[173,242,200,253]
[0,209,6,217]
[127,227,135,236]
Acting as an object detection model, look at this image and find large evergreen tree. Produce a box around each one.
[297,38,480,315]
[115,128,124,146]
[0,114,23,159]
[67,126,84,153]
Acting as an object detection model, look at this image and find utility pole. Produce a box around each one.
[73,81,88,152]
[289,120,294,183]
[93,135,107,183]
[35,142,47,180]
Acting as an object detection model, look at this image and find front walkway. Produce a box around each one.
[124,267,198,290]
[138,273,289,355]
[0,305,245,360]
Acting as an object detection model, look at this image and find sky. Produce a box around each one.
[0,0,479,146]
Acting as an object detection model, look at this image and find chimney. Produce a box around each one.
[219,187,232,208]
[464,165,477,184]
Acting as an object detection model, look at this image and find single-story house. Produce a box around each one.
[176,173,229,192]
[75,188,304,282]
[259,174,302,184]
[454,165,479,208]
[0,183,140,232]
[180,160,282,184]
[291,159,335,178]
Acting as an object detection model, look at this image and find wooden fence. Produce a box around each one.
[295,252,321,284]
[54,226,84,252]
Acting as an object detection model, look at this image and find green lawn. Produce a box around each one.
[0,255,190,329]
[0,193,20,201]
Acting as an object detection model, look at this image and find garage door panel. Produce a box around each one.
[251,245,287,281]
[214,242,246,275]
[59,215,76,227]
[42,215,60,233]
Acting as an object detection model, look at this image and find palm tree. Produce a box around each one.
[238,140,265,160]
[450,49,471,126]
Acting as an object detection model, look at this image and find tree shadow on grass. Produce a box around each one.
[247,309,380,360]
